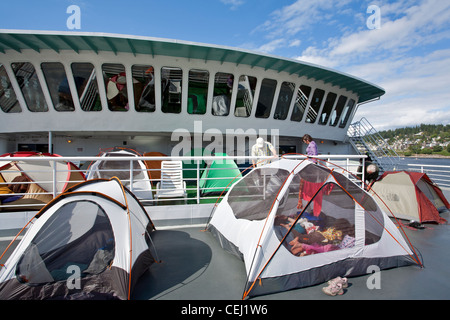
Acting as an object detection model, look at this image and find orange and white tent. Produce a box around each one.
[207,158,420,299]
[0,177,157,300]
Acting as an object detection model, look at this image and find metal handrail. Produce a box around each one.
[0,154,368,210]
[2,153,449,211]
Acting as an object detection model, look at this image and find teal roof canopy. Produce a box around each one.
[0,30,385,103]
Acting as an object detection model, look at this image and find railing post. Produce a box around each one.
[196,159,200,204]
[129,159,134,193]
[52,159,57,198]
[362,157,366,187]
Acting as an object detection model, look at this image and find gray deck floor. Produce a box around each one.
[1,191,449,302]
[132,209,450,300]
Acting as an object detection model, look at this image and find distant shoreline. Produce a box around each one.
[403,154,450,159]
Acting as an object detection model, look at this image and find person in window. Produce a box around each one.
[106,72,129,111]
[251,137,278,167]
[303,134,318,163]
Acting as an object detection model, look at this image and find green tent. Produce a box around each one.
[199,153,243,195]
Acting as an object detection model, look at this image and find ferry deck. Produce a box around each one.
[0,30,448,302]
[1,189,449,301]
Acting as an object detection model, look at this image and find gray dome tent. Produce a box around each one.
[0,177,157,300]
[207,158,420,299]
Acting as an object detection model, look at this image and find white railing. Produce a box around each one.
[0,154,368,211]
[401,163,450,188]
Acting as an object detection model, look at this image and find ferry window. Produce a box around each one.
[188,69,209,114]
[329,95,347,127]
[132,65,155,112]
[103,63,129,112]
[274,82,295,120]
[234,75,257,117]
[161,67,182,113]
[71,63,101,111]
[41,62,75,112]
[339,99,355,128]
[290,85,311,122]
[319,92,337,125]
[306,88,325,123]
[212,72,233,116]
[255,78,277,118]
[11,62,48,112]
[0,64,21,113]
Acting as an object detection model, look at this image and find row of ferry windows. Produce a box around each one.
[0,62,355,128]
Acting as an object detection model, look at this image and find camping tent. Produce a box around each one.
[207,158,420,299]
[86,147,153,200]
[199,153,243,195]
[0,177,157,300]
[370,171,449,224]
[0,152,85,211]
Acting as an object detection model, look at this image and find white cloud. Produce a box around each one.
[260,0,352,35]
[254,0,450,130]
[294,46,339,68]
[256,39,286,54]
[289,39,301,47]
[353,48,450,130]
[329,0,450,58]
[220,0,245,10]
[356,98,450,131]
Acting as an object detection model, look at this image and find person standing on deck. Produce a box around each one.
[303,134,318,163]
[251,137,277,167]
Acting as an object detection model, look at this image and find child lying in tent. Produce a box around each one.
[275,213,356,257]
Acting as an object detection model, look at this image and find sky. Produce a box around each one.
[1,0,449,131]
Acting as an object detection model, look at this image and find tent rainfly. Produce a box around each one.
[207,158,420,299]
[143,151,167,181]
[0,151,85,211]
[199,153,243,195]
[370,171,449,224]
[0,177,157,300]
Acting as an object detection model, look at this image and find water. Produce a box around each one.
[398,157,450,166]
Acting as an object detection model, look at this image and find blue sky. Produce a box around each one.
[1,0,449,131]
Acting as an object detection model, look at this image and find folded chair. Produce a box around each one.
[155,161,187,203]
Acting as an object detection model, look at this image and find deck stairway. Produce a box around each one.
[348,117,400,172]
